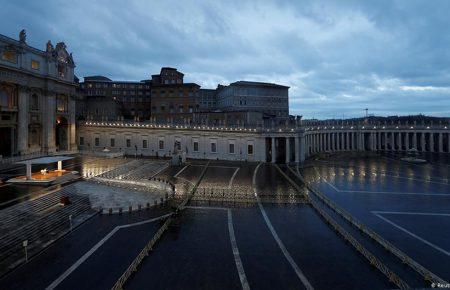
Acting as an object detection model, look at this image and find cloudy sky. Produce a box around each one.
[1,0,449,119]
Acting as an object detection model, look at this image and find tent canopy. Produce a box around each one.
[16,156,73,165]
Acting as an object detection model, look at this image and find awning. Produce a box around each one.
[16,156,74,165]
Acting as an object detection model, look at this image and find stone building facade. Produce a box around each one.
[80,76,152,120]
[0,30,77,157]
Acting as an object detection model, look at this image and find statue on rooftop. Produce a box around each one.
[19,29,26,43]
[46,40,54,53]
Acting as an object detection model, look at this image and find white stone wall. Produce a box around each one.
[77,125,266,162]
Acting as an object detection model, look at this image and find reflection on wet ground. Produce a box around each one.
[301,151,450,283]
[0,153,449,290]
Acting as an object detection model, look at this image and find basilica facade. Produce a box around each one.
[0,30,77,157]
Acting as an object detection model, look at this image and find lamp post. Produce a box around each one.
[23,240,28,262]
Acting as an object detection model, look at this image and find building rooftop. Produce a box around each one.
[231,81,289,89]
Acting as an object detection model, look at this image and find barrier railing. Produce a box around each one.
[274,164,410,289]
[291,166,448,287]
[111,161,210,290]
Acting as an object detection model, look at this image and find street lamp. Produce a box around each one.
[23,240,28,262]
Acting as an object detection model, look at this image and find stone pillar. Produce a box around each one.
[405,132,409,151]
[398,132,402,151]
[412,132,417,149]
[376,132,381,151]
[42,93,56,153]
[17,87,29,155]
[69,97,76,151]
[346,133,350,150]
[390,132,395,150]
[429,133,434,152]
[448,133,450,153]
[294,137,300,163]
[438,133,443,153]
[353,132,357,150]
[361,132,365,151]
[285,137,290,164]
[271,137,276,163]
[383,132,387,150]
[300,135,306,162]
[420,133,425,152]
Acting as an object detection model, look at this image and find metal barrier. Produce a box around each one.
[274,164,410,289]
[111,161,210,290]
[289,165,448,287]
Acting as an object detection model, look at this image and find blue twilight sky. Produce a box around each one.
[1,0,449,119]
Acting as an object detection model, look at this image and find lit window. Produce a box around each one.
[2,51,16,63]
[31,60,40,70]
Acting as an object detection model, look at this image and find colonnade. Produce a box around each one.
[304,130,450,158]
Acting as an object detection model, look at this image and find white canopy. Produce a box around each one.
[16,156,73,165]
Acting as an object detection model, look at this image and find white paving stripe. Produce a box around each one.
[229,168,240,189]
[253,163,314,290]
[372,212,450,257]
[174,165,189,177]
[46,213,172,290]
[183,206,249,289]
[372,211,450,217]
[228,210,250,290]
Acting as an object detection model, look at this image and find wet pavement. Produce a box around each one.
[0,154,449,289]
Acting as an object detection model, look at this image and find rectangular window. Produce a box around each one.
[211,142,217,153]
[193,141,199,152]
[110,138,115,147]
[247,144,254,155]
[79,137,84,146]
[143,139,148,148]
[126,139,131,148]
[159,140,164,150]
[31,60,40,70]
[95,137,100,147]
[229,143,235,154]
[2,51,16,63]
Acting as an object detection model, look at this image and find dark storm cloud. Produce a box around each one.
[1,0,449,118]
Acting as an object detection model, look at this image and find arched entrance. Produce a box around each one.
[55,116,68,151]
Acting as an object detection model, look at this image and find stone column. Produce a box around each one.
[390,132,395,150]
[294,136,300,163]
[42,92,56,153]
[352,132,356,150]
[429,133,434,152]
[412,132,417,149]
[17,87,29,155]
[377,132,381,151]
[300,135,306,162]
[420,133,425,152]
[383,132,387,150]
[69,97,76,151]
[405,132,409,151]
[361,132,365,151]
[271,137,276,163]
[398,132,402,151]
[438,133,443,153]
[346,133,350,150]
[285,137,290,163]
